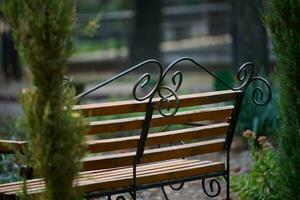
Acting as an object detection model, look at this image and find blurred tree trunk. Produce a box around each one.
[231,0,269,73]
[209,0,227,35]
[129,0,162,65]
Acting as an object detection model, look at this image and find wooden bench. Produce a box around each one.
[0,58,271,200]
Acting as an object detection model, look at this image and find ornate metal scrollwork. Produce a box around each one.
[76,56,271,112]
[159,57,271,108]
[75,59,163,101]
[157,86,180,117]
[233,62,272,106]
[234,62,254,90]
[202,178,221,198]
[155,70,183,117]
[169,183,184,191]
[161,182,185,200]
[115,195,126,200]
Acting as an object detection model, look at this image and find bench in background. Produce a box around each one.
[0,57,271,200]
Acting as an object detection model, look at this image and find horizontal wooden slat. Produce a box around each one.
[78,161,224,193]
[88,122,229,153]
[2,160,225,196]
[82,162,224,193]
[73,90,241,117]
[87,106,234,135]
[0,140,26,153]
[83,138,225,171]
[0,160,192,193]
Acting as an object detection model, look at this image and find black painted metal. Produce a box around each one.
[202,178,222,197]
[76,57,271,200]
[161,186,170,200]
[75,59,163,101]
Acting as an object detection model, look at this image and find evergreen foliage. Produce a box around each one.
[264,0,300,199]
[4,1,87,199]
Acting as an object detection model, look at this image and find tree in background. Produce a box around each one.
[232,0,269,73]
[264,0,300,199]
[4,1,86,199]
[129,0,162,65]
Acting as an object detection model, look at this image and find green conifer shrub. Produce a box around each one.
[4,1,87,199]
[264,0,300,199]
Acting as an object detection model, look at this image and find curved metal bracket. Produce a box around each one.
[76,57,272,113]
[75,59,163,101]
[160,57,272,109]
[202,178,222,198]
[161,183,185,200]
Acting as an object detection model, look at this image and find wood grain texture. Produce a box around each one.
[73,90,240,117]
[2,160,225,196]
[83,138,225,171]
[87,122,229,153]
[87,106,234,134]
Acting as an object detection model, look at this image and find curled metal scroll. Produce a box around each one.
[234,62,254,90]
[202,178,221,198]
[75,59,163,101]
[169,183,184,191]
[161,183,184,200]
[157,86,180,117]
[159,71,183,98]
[75,57,271,114]
[247,77,272,106]
[115,195,126,200]
[160,57,271,107]
[234,62,272,106]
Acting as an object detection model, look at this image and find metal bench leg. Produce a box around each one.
[161,186,170,200]
[225,173,230,200]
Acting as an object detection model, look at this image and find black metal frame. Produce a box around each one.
[77,57,271,200]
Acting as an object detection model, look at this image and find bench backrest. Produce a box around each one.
[73,89,242,172]
[0,58,271,182]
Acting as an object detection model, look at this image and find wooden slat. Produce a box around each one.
[83,138,225,171]
[78,161,224,193]
[80,161,224,194]
[1,160,193,194]
[2,160,224,196]
[73,90,241,117]
[0,140,26,153]
[88,122,229,153]
[87,106,234,135]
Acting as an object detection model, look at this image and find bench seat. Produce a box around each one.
[0,159,224,198]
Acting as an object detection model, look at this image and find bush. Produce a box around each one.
[264,0,300,199]
[231,130,281,200]
[4,1,87,199]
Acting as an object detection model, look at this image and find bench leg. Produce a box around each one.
[225,174,230,200]
[161,186,170,200]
